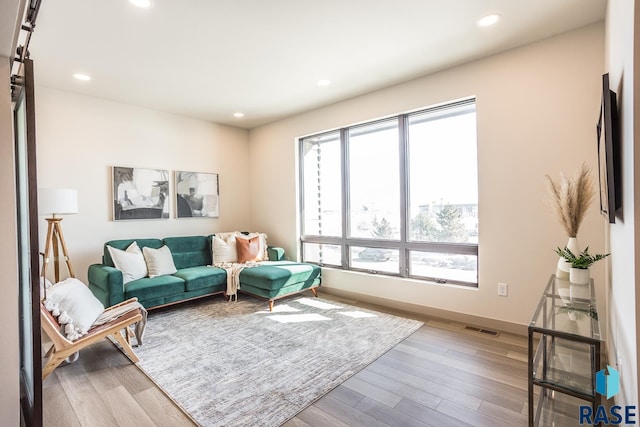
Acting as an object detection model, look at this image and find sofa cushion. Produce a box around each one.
[174,266,227,292]
[104,238,163,267]
[143,245,178,277]
[107,241,148,284]
[124,275,185,302]
[213,232,268,262]
[211,235,237,264]
[239,232,268,260]
[236,235,261,263]
[164,236,212,269]
[239,261,321,291]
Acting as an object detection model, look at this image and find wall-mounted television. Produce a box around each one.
[597,73,621,223]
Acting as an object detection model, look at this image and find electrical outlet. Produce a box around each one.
[617,351,623,369]
[498,282,508,297]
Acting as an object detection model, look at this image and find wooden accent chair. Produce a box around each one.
[40,298,143,380]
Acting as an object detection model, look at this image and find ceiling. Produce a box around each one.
[23,0,606,129]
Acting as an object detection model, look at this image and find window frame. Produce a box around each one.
[299,98,478,287]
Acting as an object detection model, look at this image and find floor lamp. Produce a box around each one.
[39,188,78,283]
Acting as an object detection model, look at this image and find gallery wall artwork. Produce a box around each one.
[113,166,170,220]
[175,171,220,218]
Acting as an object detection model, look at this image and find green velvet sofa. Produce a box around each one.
[87,235,321,311]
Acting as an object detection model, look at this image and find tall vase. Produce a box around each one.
[556,237,580,280]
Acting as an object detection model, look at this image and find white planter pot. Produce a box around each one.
[556,237,580,280]
[570,267,590,285]
[570,283,590,300]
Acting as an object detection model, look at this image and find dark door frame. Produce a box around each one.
[14,58,43,427]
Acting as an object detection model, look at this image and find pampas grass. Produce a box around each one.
[546,163,595,238]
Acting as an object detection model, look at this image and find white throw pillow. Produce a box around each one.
[46,278,105,340]
[143,245,178,277]
[212,235,237,264]
[107,242,148,284]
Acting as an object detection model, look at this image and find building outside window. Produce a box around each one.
[300,99,478,286]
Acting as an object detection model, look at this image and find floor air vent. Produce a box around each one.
[464,325,500,337]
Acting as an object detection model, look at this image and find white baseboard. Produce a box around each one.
[319,287,527,336]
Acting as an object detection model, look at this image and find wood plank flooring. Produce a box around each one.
[40,293,561,426]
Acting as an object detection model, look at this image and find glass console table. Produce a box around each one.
[528,274,602,426]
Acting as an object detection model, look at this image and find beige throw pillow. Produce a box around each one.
[143,245,178,277]
[107,242,148,284]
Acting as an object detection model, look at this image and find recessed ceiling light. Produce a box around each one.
[130,0,151,8]
[72,73,91,81]
[477,13,501,27]
[317,79,331,87]
[233,112,244,118]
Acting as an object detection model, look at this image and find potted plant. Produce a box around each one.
[554,247,610,285]
[546,163,596,279]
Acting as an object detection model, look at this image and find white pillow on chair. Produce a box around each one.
[107,241,148,284]
[46,278,105,340]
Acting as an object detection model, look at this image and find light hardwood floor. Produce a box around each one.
[41,293,559,426]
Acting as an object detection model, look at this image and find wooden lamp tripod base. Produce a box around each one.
[41,217,75,284]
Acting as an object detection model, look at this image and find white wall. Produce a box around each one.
[249,23,607,329]
[0,55,20,426]
[605,0,639,408]
[35,87,251,283]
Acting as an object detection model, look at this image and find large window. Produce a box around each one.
[299,99,478,286]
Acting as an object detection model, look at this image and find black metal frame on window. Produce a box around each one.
[299,99,478,287]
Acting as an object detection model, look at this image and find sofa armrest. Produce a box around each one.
[87,264,125,308]
[267,246,286,261]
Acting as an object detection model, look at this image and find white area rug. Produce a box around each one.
[135,294,423,426]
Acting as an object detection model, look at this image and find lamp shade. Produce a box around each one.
[38,188,78,216]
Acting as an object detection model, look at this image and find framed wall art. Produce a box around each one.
[113,166,170,220]
[175,171,220,218]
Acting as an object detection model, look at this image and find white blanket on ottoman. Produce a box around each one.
[215,262,258,299]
